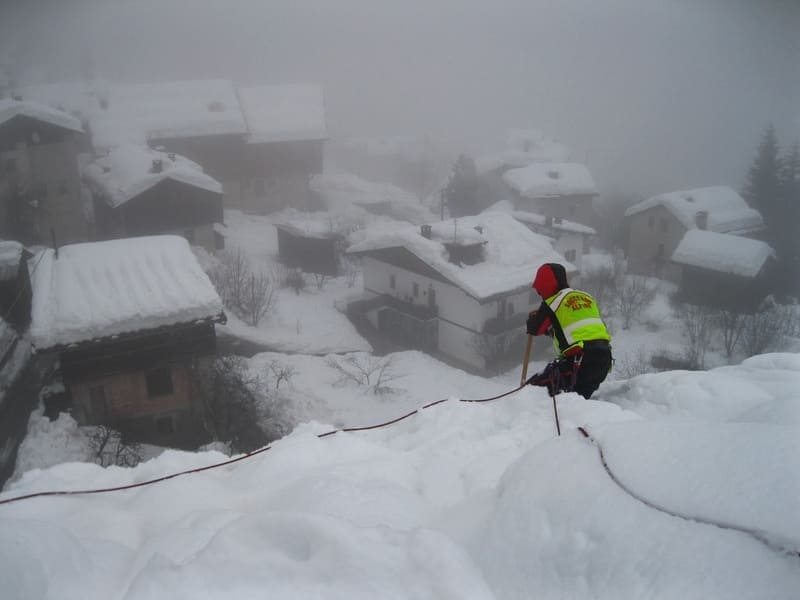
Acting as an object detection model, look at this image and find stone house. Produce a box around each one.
[624,186,764,281]
[0,99,87,246]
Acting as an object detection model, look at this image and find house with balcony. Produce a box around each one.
[346,212,573,372]
[0,99,88,246]
[83,144,224,251]
[502,161,598,228]
[29,235,225,448]
[624,186,765,281]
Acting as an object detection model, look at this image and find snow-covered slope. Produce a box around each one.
[1,353,798,599]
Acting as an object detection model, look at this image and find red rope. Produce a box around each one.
[0,383,527,506]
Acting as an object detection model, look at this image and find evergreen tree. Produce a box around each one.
[778,141,800,293]
[443,154,481,217]
[742,125,782,240]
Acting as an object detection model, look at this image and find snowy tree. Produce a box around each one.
[443,154,482,217]
[743,125,782,246]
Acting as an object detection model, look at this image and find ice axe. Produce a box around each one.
[520,334,533,386]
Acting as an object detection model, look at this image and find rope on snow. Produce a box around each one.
[0,383,526,506]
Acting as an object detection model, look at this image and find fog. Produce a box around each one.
[2,0,798,196]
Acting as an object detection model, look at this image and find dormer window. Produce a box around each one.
[547,170,560,180]
[207,101,224,112]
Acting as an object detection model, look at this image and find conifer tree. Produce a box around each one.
[743,125,782,240]
[443,154,481,217]
[779,141,800,292]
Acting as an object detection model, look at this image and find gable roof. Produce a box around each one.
[503,162,598,198]
[0,98,83,133]
[30,235,224,350]
[83,144,222,208]
[624,186,763,234]
[483,200,597,235]
[90,80,248,147]
[475,129,570,175]
[671,230,774,278]
[347,212,573,301]
[238,84,327,144]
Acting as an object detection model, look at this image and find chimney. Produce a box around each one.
[695,210,708,230]
[420,224,432,239]
[151,159,163,173]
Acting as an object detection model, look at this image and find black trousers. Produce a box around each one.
[529,342,613,399]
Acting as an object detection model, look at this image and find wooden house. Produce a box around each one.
[274,221,344,277]
[671,229,776,311]
[0,99,87,246]
[29,235,226,448]
[84,145,224,251]
[346,212,573,372]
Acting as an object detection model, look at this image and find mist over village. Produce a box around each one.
[0,1,799,598]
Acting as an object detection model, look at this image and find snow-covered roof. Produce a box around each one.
[29,235,224,350]
[476,129,570,175]
[0,98,83,133]
[624,186,764,234]
[83,144,222,208]
[0,241,23,281]
[483,200,597,235]
[239,84,327,144]
[671,230,774,278]
[503,162,598,198]
[90,80,247,147]
[347,212,573,300]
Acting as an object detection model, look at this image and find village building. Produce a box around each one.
[29,235,225,448]
[671,230,776,311]
[346,212,573,372]
[0,99,88,246]
[0,240,32,331]
[502,162,599,228]
[236,84,327,214]
[483,200,596,273]
[274,220,345,277]
[83,144,224,251]
[23,80,327,216]
[624,186,764,281]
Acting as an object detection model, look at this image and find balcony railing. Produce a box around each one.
[482,311,527,335]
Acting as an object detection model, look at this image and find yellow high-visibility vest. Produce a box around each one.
[545,287,611,356]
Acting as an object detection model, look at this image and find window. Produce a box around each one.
[389,274,396,289]
[507,302,514,316]
[412,282,419,298]
[656,243,665,258]
[254,179,265,196]
[155,415,175,434]
[660,218,668,233]
[565,249,577,262]
[145,367,173,397]
[57,181,68,196]
[648,215,655,229]
[88,385,106,419]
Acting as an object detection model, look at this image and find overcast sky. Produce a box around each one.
[2,0,798,196]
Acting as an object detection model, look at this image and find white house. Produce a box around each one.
[346,212,574,372]
[502,162,598,227]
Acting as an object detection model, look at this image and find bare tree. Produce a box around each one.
[265,360,297,389]
[740,307,788,357]
[208,249,276,326]
[342,256,360,288]
[713,309,748,360]
[677,303,715,370]
[581,252,625,318]
[241,272,276,326]
[615,275,657,330]
[195,355,269,453]
[325,354,403,395]
[613,345,655,379]
[470,330,526,375]
[86,425,143,467]
[312,272,329,291]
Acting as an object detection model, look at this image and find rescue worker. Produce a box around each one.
[525,263,612,399]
